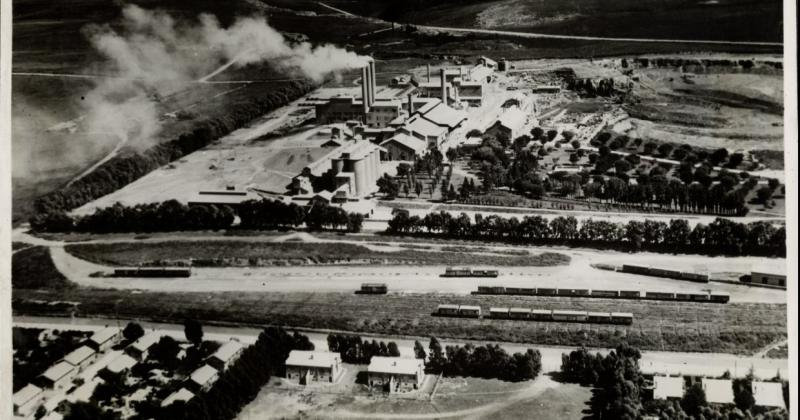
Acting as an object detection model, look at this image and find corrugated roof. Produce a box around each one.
[89,327,119,345]
[403,116,447,138]
[212,341,244,363]
[509,308,531,313]
[286,350,340,369]
[381,133,427,155]
[63,346,96,366]
[162,387,195,407]
[13,383,42,406]
[42,361,75,382]
[107,354,137,373]
[703,379,734,404]
[489,307,509,312]
[611,312,634,317]
[653,376,684,399]
[368,357,424,376]
[752,381,785,408]
[190,364,219,386]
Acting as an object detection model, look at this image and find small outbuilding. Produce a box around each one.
[189,364,220,392]
[105,354,138,374]
[126,333,160,361]
[162,387,195,407]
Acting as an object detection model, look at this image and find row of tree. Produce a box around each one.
[387,211,786,256]
[30,198,365,234]
[421,337,542,382]
[35,81,315,216]
[326,334,400,364]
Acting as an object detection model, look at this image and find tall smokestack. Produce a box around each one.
[460,66,465,81]
[407,93,414,115]
[365,63,373,108]
[427,64,431,82]
[440,68,446,105]
[369,59,377,106]
[361,66,369,115]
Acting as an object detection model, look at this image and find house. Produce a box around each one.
[189,364,220,392]
[367,357,426,393]
[653,376,684,400]
[161,388,195,407]
[752,381,785,409]
[13,384,44,418]
[41,361,77,390]
[88,327,121,351]
[703,379,734,405]
[208,341,245,371]
[126,333,160,361]
[380,132,428,161]
[285,350,342,385]
[105,354,138,374]
[63,346,97,371]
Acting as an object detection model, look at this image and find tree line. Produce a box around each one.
[386,211,786,257]
[34,81,315,216]
[419,337,542,382]
[326,334,400,364]
[30,198,365,234]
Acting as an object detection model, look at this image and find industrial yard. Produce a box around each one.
[7,0,792,419]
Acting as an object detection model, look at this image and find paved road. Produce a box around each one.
[14,316,788,380]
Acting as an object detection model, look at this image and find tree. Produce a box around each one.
[64,401,119,420]
[733,376,755,411]
[614,159,632,174]
[150,336,180,368]
[414,340,427,360]
[546,129,558,142]
[415,181,423,198]
[183,319,203,346]
[530,127,544,140]
[388,342,401,357]
[569,153,579,164]
[682,382,707,417]
[122,322,144,342]
[403,183,410,198]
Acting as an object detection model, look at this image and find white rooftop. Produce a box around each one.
[67,378,101,403]
[703,379,734,404]
[420,102,467,129]
[381,133,427,155]
[403,115,448,138]
[13,383,43,406]
[459,305,481,311]
[131,333,160,352]
[368,357,424,376]
[495,107,527,132]
[285,350,340,369]
[42,361,75,382]
[162,387,195,407]
[752,381,785,408]
[212,341,245,363]
[106,354,137,374]
[190,364,219,386]
[63,346,96,366]
[489,307,509,312]
[89,327,120,345]
[653,376,684,400]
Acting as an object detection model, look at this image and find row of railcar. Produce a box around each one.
[441,267,500,278]
[620,264,709,283]
[435,305,633,324]
[472,286,729,303]
[112,268,191,278]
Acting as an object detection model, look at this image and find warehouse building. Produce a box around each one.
[41,361,77,390]
[380,132,428,161]
[209,341,244,371]
[126,333,160,361]
[652,376,684,400]
[367,357,426,393]
[63,346,97,371]
[88,327,120,352]
[703,379,734,405]
[285,350,343,385]
[13,384,44,418]
[752,381,785,409]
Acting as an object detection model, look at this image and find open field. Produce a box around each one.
[11,287,786,354]
[11,246,74,290]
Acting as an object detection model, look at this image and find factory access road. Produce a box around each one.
[13,316,789,380]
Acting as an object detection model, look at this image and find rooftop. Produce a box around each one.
[459,305,481,311]
[131,333,160,352]
[286,350,341,369]
[381,133,428,155]
[489,307,509,312]
[421,103,468,129]
[63,346,96,366]
[403,116,448,138]
[106,354,137,374]
[368,357,424,376]
[13,383,43,406]
[89,327,120,345]
[188,190,260,206]
[653,376,684,399]
[703,379,734,404]
[190,364,219,386]
[494,107,527,132]
[752,381,785,408]
[42,361,75,382]
[212,341,245,363]
[162,388,195,407]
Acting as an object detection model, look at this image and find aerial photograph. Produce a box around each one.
[5,0,793,419]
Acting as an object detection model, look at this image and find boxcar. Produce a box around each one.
[489,307,510,319]
[552,310,588,322]
[611,312,634,325]
[113,268,191,278]
[473,270,500,278]
[620,290,642,298]
[709,293,730,303]
[531,309,552,321]
[680,272,710,282]
[645,292,675,300]
[357,283,388,294]
[477,286,505,295]
[557,289,589,296]
[436,304,460,316]
[588,312,612,323]
[441,267,472,277]
[622,264,650,275]
[591,290,619,298]
[509,308,532,320]
[458,305,482,318]
[537,288,557,296]
[675,293,691,301]
[689,293,710,302]
[518,288,537,295]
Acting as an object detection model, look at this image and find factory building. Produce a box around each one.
[292,140,385,199]
[484,107,528,141]
[285,350,343,385]
[208,341,244,372]
[63,346,97,372]
[367,357,426,393]
[380,132,428,161]
[41,361,77,390]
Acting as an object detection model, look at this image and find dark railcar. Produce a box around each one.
[591,290,620,298]
[113,268,191,278]
[357,283,388,294]
[537,288,557,296]
[620,290,641,298]
[709,293,730,303]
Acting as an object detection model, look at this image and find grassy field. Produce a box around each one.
[64,241,570,267]
[11,246,74,290]
[12,289,786,354]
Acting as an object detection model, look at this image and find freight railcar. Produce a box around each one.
[489,307,510,319]
[442,267,499,278]
[591,289,620,298]
[611,312,634,325]
[356,283,388,294]
[113,268,191,278]
[434,305,635,324]
[709,293,730,303]
[509,307,532,319]
[557,289,590,296]
[458,305,482,318]
[645,291,676,300]
[537,288,558,296]
[552,310,589,322]
[588,312,613,323]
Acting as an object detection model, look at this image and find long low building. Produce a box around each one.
[285,350,342,385]
[367,357,425,393]
[88,327,120,351]
[653,376,684,400]
[41,361,77,390]
[13,384,44,418]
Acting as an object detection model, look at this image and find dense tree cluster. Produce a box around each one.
[12,328,89,392]
[426,337,542,382]
[387,212,785,257]
[567,78,617,97]
[326,334,400,364]
[34,81,315,216]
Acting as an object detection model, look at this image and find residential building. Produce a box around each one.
[189,364,219,392]
[126,333,160,361]
[653,376,684,400]
[88,326,120,351]
[13,384,44,418]
[208,341,245,371]
[367,357,425,393]
[285,350,342,385]
[63,346,97,371]
[703,379,734,405]
[752,381,786,409]
[162,388,195,407]
[41,361,77,390]
[106,354,138,374]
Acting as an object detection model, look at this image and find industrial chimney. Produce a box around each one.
[440,68,447,105]
[407,93,414,115]
[361,66,369,114]
[368,60,377,106]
